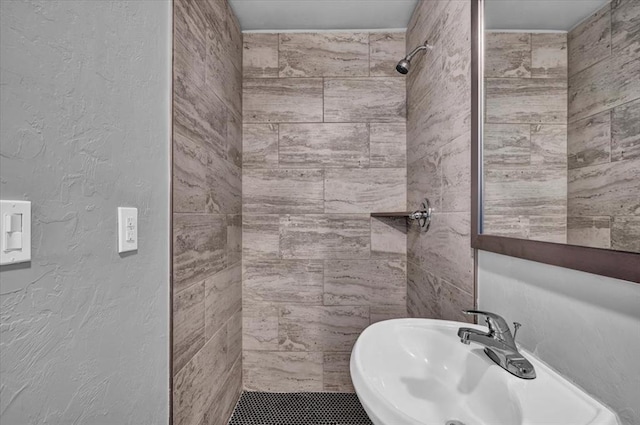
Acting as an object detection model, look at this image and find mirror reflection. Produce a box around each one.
[482,0,639,253]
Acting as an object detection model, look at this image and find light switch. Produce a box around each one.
[117,207,138,253]
[1,200,31,266]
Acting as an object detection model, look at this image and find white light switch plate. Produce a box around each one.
[1,200,31,266]
[117,207,138,253]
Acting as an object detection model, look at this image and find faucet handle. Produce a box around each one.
[462,309,511,335]
[513,322,521,340]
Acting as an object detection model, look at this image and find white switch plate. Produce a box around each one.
[117,207,138,253]
[1,200,31,266]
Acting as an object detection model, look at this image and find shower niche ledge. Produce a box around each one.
[371,198,432,233]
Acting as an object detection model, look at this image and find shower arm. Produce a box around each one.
[404,42,433,61]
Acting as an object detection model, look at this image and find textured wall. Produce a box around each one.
[566,0,640,253]
[0,1,170,424]
[478,250,640,425]
[483,32,568,243]
[405,0,474,321]
[242,31,407,392]
[172,0,242,424]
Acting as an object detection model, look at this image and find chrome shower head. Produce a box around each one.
[396,59,410,74]
[395,41,433,75]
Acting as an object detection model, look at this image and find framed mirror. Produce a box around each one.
[471,0,640,283]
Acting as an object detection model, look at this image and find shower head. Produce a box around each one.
[396,41,433,75]
[396,59,411,74]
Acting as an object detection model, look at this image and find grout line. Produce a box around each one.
[322,77,325,123]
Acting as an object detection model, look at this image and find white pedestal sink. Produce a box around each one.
[350,319,619,425]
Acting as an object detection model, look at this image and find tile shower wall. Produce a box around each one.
[567,0,640,253]
[483,32,568,243]
[172,0,242,424]
[405,0,474,322]
[242,31,407,392]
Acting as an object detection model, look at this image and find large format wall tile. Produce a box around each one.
[173,0,242,421]
[484,167,567,216]
[370,32,406,77]
[568,54,640,122]
[244,260,324,304]
[407,262,473,322]
[243,33,278,78]
[279,214,371,259]
[324,78,406,122]
[370,123,406,167]
[173,132,210,213]
[207,152,241,214]
[611,99,640,162]
[241,30,408,393]
[227,214,242,265]
[204,263,241,340]
[370,305,408,324]
[243,124,278,168]
[483,215,530,239]
[611,0,640,56]
[206,29,242,117]
[174,326,228,425]
[175,73,227,155]
[485,32,531,78]
[568,4,611,76]
[483,123,531,167]
[407,151,440,212]
[566,0,639,253]
[279,123,369,168]
[278,305,370,352]
[279,33,369,77]
[204,0,242,73]
[173,281,205,374]
[324,259,406,306]
[568,111,611,169]
[243,351,323,392]
[200,358,242,425]
[324,168,406,213]
[227,310,242,365]
[407,212,473,293]
[567,216,611,249]
[244,78,323,123]
[530,125,567,166]
[531,33,568,79]
[323,352,354,392]
[485,77,567,124]
[611,216,640,252]
[174,0,206,95]
[173,214,227,292]
[243,169,324,213]
[242,303,279,351]
[440,134,471,212]
[529,215,566,243]
[568,161,640,217]
[242,214,280,259]
[371,217,407,258]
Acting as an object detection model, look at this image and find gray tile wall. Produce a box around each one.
[242,31,408,392]
[173,0,242,424]
[567,0,640,253]
[483,32,569,243]
[406,1,475,322]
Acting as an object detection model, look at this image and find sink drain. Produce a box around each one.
[446,421,466,425]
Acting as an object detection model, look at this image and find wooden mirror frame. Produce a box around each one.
[470,0,640,283]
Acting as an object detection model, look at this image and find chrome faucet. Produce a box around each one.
[457,309,536,379]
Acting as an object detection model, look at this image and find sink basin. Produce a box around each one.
[350,319,619,425]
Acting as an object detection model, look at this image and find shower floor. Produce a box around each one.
[228,392,373,425]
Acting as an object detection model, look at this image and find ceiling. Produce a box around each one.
[229,0,611,33]
[229,0,419,31]
[485,0,610,31]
